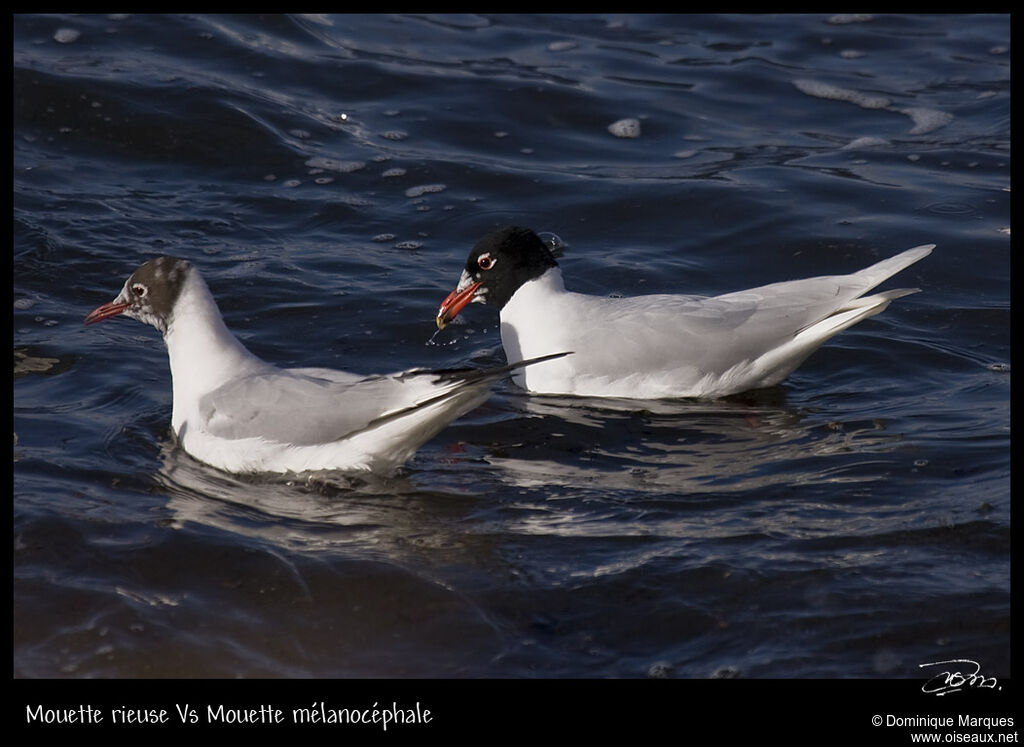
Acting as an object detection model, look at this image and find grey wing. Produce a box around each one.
[196,369,463,446]
[697,244,933,345]
[596,284,865,372]
[569,245,932,374]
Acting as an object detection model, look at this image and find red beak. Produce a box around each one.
[436,281,482,329]
[84,300,129,325]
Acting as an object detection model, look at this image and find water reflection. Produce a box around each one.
[480,390,904,496]
[156,444,437,552]
[151,385,910,558]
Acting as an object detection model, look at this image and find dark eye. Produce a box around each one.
[131,283,147,297]
[477,254,495,271]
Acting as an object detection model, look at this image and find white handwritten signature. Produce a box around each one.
[919,658,999,695]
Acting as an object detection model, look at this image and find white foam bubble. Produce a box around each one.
[304,157,365,173]
[841,136,889,150]
[793,79,890,109]
[899,107,954,135]
[608,118,642,138]
[54,28,80,44]
[404,184,446,198]
[826,14,874,24]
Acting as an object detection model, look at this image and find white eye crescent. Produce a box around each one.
[131,283,148,297]
[477,253,496,271]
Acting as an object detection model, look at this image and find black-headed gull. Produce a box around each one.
[85,255,566,474]
[436,226,932,399]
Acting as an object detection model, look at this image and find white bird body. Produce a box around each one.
[437,227,933,399]
[87,256,564,474]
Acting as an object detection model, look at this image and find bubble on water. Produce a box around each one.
[899,107,954,135]
[305,156,365,173]
[646,661,673,679]
[827,13,873,24]
[54,28,81,44]
[548,40,577,52]
[372,234,396,242]
[839,49,865,59]
[841,136,889,150]
[404,184,446,198]
[793,79,890,109]
[380,130,407,141]
[711,666,741,679]
[381,168,406,178]
[608,117,642,138]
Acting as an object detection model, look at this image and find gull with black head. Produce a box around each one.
[437,226,933,399]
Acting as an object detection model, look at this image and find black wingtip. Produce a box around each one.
[424,351,572,386]
[505,351,572,372]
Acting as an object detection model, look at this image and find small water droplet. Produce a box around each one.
[537,232,567,256]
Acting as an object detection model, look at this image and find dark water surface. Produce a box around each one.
[13,11,1011,730]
